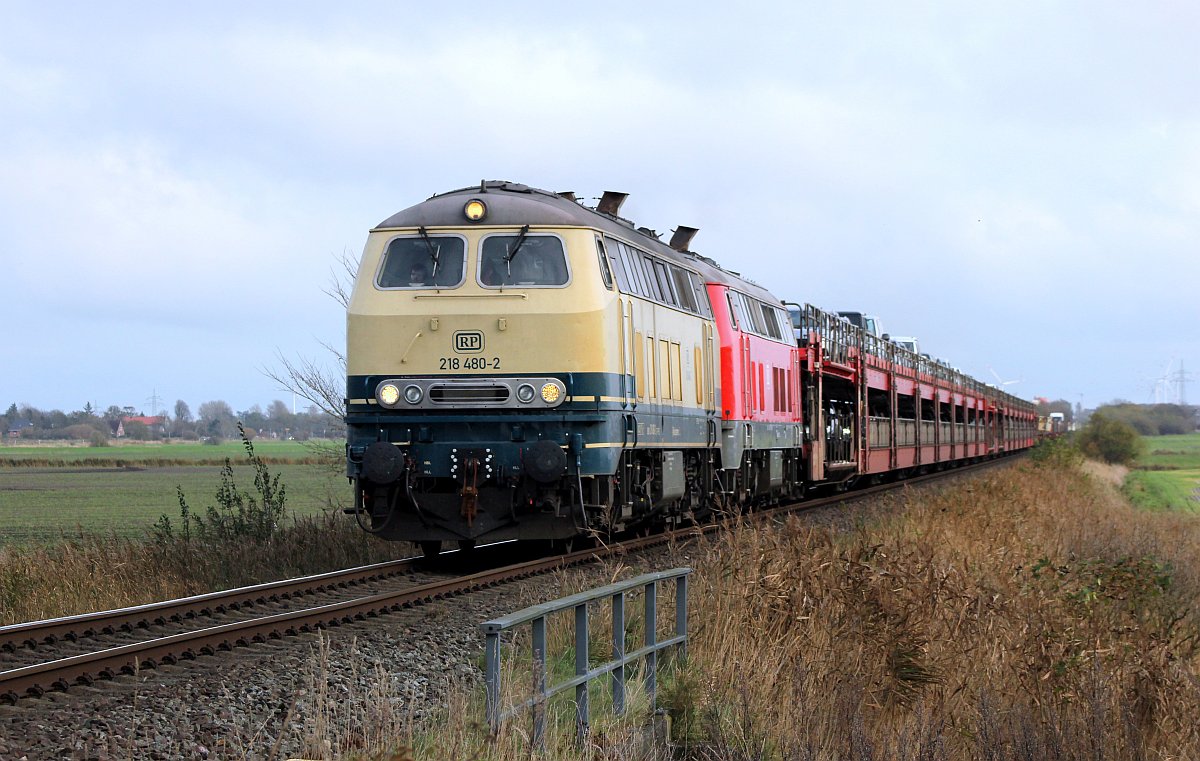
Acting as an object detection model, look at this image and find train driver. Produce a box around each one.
[408,263,432,286]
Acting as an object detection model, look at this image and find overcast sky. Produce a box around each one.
[2,2,1197,415]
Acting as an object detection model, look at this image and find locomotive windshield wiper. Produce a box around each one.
[501,223,530,271]
[417,226,440,279]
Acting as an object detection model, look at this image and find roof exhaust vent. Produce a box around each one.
[669,226,699,252]
[557,191,577,202]
[596,191,628,216]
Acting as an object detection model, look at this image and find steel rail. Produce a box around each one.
[0,556,423,652]
[0,541,600,702]
[0,454,1021,703]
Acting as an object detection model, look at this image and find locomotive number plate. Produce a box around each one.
[440,356,502,370]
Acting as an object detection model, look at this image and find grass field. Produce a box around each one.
[1124,432,1200,511]
[0,438,330,465]
[0,441,350,544]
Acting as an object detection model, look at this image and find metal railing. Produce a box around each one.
[481,568,691,746]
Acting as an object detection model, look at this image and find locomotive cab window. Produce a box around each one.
[479,234,569,287]
[595,238,615,290]
[376,235,466,289]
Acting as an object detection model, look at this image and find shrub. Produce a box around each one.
[62,423,102,441]
[88,430,110,447]
[1029,435,1082,468]
[156,424,285,546]
[1076,412,1144,465]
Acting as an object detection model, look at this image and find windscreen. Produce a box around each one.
[377,236,466,289]
[479,235,569,286]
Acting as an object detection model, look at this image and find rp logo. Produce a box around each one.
[454,331,484,353]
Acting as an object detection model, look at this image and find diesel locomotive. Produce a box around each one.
[344,182,1035,555]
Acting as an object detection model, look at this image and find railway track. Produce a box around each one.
[0,454,1019,704]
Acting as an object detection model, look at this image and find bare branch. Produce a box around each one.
[264,249,360,421]
[263,352,344,420]
[322,247,359,310]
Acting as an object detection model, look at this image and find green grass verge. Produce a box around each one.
[1122,468,1200,512]
[1121,433,1200,511]
[0,462,348,544]
[1136,432,1200,470]
[0,439,331,466]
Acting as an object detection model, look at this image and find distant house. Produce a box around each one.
[108,419,125,437]
[6,419,34,438]
[123,415,167,433]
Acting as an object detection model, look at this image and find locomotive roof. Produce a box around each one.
[375,181,781,304]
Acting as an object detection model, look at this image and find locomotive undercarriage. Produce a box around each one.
[352,440,806,554]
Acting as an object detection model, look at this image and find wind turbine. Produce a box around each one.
[1150,358,1175,404]
[988,367,1022,388]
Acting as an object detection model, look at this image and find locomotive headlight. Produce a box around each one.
[516,383,536,404]
[540,383,562,404]
[403,384,424,404]
[464,199,487,222]
[378,383,400,407]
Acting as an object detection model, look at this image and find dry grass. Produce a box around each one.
[308,457,1200,760]
[679,459,1200,760]
[0,512,407,625]
[1080,459,1128,488]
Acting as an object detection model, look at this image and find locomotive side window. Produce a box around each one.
[689,272,713,318]
[618,243,650,298]
[653,261,678,307]
[672,268,698,313]
[740,294,768,335]
[377,236,466,289]
[604,237,708,317]
[727,292,745,329]
[610,241,636,294]
[759,303,783,340]
[640,255,664,302]
[479,234,569,287]
[595,238,615,290]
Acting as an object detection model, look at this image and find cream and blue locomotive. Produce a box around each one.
[344,182,723,555]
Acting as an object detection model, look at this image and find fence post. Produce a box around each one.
[485,629,501,732]
[532,615,546,747]
[575,602,589,742]
[644,579,657,704]
[612,590,626,715]
[676,574,688,662]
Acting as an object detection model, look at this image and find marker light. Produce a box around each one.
[464,199,487,222]
[403,385,424,404]
[540,383,561,404]
[378,383,400,406]
[516,383,536,403]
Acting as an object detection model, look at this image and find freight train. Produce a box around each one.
[344,182,1036,555]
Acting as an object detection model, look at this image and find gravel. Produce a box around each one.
[0,548,682,760]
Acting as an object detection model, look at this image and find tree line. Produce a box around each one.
[1,399,344,443]
[1087,402,1197,436]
